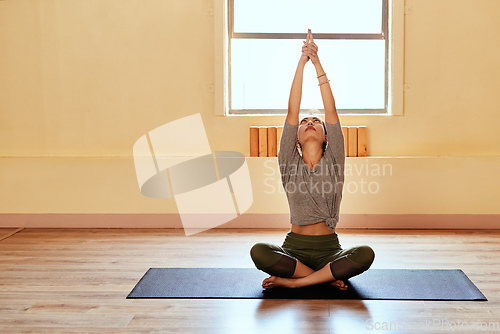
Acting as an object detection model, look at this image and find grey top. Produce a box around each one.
[278,119,345,230]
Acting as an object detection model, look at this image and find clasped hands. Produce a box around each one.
[301,29,319,65]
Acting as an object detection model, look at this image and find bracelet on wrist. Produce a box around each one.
[317,73,327,79]
[318,80,330,87]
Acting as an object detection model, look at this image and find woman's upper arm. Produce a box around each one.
[325,120,345,162]
[324,112,339,126]
[278,119,299,163]
[286,112,299,126]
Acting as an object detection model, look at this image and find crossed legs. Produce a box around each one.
[250,241,375,289]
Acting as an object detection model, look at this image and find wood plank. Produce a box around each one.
[348,126,358,157]
[249,126,259,157]
[357,126,367,157]
[0,314,134,328]
[0,228,23,241]
[267,126,278,157]
[258,126,268,157]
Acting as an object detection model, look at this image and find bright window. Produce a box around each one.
[228,0,389,115]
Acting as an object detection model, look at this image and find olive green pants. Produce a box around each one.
[250,231,375,279]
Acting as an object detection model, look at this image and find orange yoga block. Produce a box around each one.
[357,126,367,157]
[267,126,278,157]
[249,126,259,157]
[258,126,268,157]
[348,126,358,157]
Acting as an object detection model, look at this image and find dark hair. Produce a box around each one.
[322,122,328,152]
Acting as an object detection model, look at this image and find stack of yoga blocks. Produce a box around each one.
[250,125,367,157]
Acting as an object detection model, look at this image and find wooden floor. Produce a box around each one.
[0,228,499,334]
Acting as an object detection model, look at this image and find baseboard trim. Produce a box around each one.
[0,214,499,229]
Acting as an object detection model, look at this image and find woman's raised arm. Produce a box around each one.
[286,32,313,126]
[305,30,339,125]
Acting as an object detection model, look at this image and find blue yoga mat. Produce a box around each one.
[127,268,487,301]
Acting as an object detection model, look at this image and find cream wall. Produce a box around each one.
[1,0,499,228]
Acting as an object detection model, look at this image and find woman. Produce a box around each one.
[250,29,375,290]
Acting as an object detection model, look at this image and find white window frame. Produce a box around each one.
[214,0,404,116]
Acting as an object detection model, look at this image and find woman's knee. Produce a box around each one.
[357,245,375,267]
[349,245,375,268]
[250,242,282,268]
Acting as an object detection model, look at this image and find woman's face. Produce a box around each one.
[297,116,327,147]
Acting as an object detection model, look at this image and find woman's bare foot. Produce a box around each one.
[262,275,347,290]
[328,279,348,290]
[262,276,297,289]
